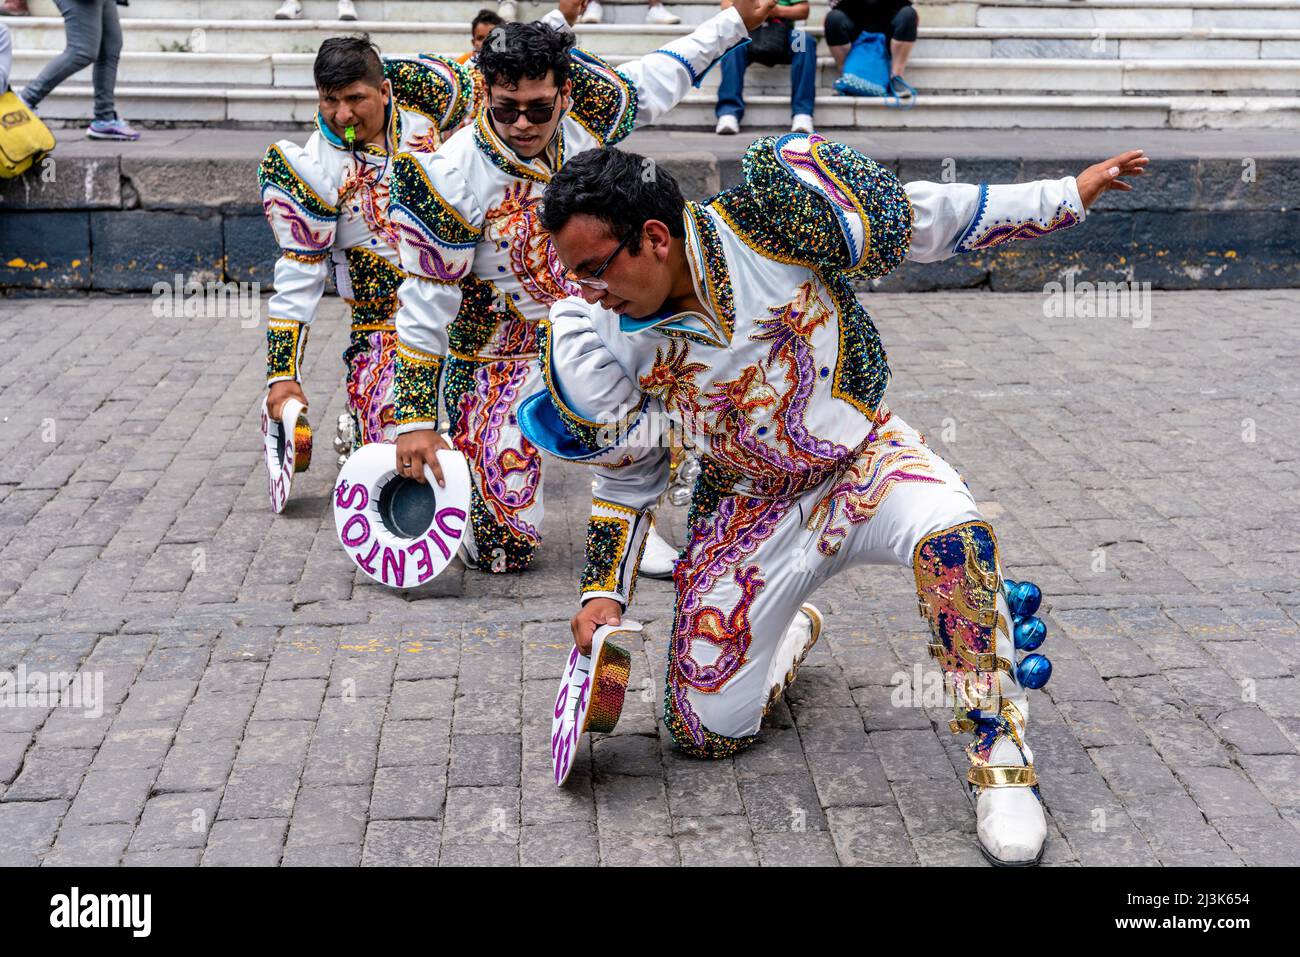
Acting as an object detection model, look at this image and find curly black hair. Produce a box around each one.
[540,148,687,254]
[314,34,384,94]
[475,21,575,91]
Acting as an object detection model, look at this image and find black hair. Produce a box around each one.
[475,21,575,91]
[314,34,385,94]
[472,9,505,30]
[540,148,687,253]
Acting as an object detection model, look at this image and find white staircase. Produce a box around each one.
[6,0,1300,129]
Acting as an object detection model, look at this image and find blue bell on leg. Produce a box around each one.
[1014,616,1047,651]
[1004,580,1042,618]
[1016,653,1052,689]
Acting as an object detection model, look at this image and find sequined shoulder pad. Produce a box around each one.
[713,132,912,281]
[567,49,638,148]
[385,55,477,131]
[258,141,339,257]
[388,152,481,282]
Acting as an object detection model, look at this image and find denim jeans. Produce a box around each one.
[21,0,123,121]
[715,29,818,120]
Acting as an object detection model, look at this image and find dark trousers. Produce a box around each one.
[824,0,918,48]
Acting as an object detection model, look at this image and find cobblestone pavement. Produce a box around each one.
[1,289,1298,867]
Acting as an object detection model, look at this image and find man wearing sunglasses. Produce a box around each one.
[386,0,775,575]
[524,139,1146,865]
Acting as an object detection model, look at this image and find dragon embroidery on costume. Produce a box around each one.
[483,181,582,306]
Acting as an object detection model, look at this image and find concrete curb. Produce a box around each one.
[2,136,1297,292]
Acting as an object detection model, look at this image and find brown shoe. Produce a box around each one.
[0,0,31,16]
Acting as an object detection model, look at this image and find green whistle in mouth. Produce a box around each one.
[345,125,356,146]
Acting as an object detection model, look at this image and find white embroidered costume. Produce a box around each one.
[386,7,750,571]
[259,54,477,449]
[523,133,1079,864]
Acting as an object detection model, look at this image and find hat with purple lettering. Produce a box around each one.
[551,621,639,786]
[331,441,472,588]
[262,396,312,515]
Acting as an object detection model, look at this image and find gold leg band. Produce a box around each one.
[927,642,1013,675]
[967,765,1038,789]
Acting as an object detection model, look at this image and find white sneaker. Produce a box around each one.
[645,3,680,24]
[637,526,678,580]
[791,113,814,134]
[273,0,302,19]
[337,0,357,20]
[579,0,603,23]
[715,114,739,135]
[497,0,518,20]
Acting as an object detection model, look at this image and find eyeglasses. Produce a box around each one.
[488,92,560,126]
[573,228,639,290]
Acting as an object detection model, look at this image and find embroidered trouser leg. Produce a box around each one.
[442,354,545,573]
[664,411,995,758]
[343,326,400,447]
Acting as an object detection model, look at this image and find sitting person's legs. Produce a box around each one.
[715,44,750,123]
[889,3,919,78]
[823,7,862,71]
[825,0,918,78]
[790,30,818,123]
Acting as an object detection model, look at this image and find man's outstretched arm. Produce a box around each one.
[565,0,773,144]
[906,149,1148,263]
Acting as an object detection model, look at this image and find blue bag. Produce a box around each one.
[834,31,917,109]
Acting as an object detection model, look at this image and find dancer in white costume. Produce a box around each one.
[523,137,1146,864]
[386,0,777,572]
[260,38,479,457]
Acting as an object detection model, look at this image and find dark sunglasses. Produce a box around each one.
[488,91,560,126]
[574,228,639,290]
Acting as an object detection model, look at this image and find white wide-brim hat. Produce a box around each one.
[262,396,312,515]
[551,620,641,786]
[332,440,473,589]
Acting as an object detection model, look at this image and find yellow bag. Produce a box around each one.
[0,89,56,179]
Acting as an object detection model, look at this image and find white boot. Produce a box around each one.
[637,525,678,580]
[715,114,739,135]
[973,727,1047,865]
[579,0,603,23]
[337,0,357,20]
[273,0,302,19]
[791,113,814,134]
[645,2,680,25]
[967,585,1047,866]
[497,0,518,20]
[763,604,822,714]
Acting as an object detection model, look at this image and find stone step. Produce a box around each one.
[970,0,1300,31]
[12,49,1300,96]
[26,85,1300,130]
[25,0,829,28]
[9,16,1300,59]
[22,0,1300,29]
